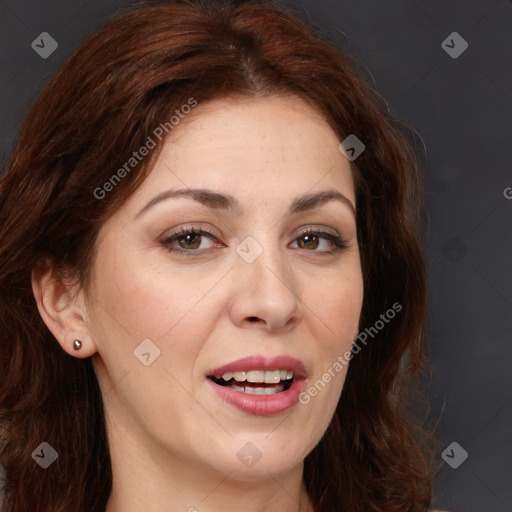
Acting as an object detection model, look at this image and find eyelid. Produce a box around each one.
[161,223,344,244]
[161,223,221,240]
[160,222,349,257]
[293,224,341,238]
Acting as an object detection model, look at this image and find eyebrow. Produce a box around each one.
[134,187,356,219]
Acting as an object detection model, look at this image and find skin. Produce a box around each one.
[32,95,364,512]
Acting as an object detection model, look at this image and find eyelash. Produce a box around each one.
[160,226,349,257]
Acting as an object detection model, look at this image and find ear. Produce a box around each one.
[31,259,98,358]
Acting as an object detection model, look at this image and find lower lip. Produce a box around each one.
[206,378,306,416]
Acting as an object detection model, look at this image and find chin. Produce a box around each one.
[204,439,308,480]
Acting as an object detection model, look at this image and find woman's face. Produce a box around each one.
[86,95,363,480]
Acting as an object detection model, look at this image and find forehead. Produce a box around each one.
[126,95,355,215]
[167,95,341,165]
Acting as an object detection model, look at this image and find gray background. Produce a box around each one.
[1,1,511,511]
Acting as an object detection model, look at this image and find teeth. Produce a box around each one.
[246,370,264,383]
[264,370,281,383]
[230,384,285,395]
[219,369,294,383]
[233,371,247,382]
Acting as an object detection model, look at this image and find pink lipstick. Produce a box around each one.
[206,355,307,416]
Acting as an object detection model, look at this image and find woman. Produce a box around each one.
[0,0,442,510]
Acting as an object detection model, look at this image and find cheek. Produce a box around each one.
[306,269,364,348]
[95,264,230,387]
[93,251,217,341]
[297,270,362,411]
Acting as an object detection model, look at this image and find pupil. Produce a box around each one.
[180,233,200,249]
[301,234,318,249]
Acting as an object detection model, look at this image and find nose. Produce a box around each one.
[228,237,303,333]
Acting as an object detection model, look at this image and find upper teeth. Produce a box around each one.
[221,369,293,383]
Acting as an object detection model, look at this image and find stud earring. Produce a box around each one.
[73,339,82,350]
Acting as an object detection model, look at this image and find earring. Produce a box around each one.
[73,339,82,350]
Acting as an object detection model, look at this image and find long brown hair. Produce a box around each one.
[0,0,435,510]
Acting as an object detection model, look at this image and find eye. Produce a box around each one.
[161,226,222,256]
[291,228,348,254]
[160,225,349,257]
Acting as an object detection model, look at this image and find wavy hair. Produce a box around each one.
[0,0,435,510]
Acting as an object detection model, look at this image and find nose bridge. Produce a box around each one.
[236,232,290,286]
[230,231,301,328]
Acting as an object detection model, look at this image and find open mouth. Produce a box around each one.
[208,369,295,395]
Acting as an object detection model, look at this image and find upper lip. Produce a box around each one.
[208,355,307,380]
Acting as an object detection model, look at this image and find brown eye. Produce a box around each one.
[177,233,202,250]
[292,230,348,254]
[297,234,320,250]
[161,227,220,256]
